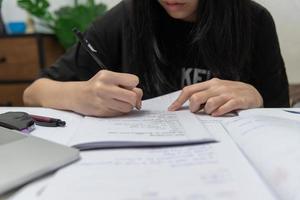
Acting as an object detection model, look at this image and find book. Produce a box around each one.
[223,109,300,200]
[62,91,219,150]
[36,103,300,200]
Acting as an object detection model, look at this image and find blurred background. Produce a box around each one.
[0,0,299,106]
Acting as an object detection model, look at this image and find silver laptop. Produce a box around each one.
[0,127,80,195]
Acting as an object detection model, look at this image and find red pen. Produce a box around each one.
[30,114,66,127]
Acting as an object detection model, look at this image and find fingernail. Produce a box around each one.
[136,101,142,110]
[211,112,219,117]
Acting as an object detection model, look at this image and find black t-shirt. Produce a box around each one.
[41,0,290,107]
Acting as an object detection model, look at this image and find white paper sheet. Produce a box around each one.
[224,115,300,200]
[69,110,215,149]
[142,91,182,110]
[39,122,276,200]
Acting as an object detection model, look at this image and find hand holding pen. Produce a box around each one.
[72,28,143,117]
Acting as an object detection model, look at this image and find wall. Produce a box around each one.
[1,0,300,82]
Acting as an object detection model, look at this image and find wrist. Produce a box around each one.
[39,81,86,112]
[63,81,89,113]
[247,83,264,108]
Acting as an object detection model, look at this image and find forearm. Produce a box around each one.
[23,78,84,112]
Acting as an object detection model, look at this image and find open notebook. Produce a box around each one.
[6,93,300,200]
[223,110,300,200]
[142,93,300,200]
[66,92,216,150]
[34,105,300,200]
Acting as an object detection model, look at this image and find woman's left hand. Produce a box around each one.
[168,78,264,116]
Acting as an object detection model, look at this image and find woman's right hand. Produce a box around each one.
[72,70,143,117]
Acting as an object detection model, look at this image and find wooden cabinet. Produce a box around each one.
[0,84,29,106]
[0,34,64,106]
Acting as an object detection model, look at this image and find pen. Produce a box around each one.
[30,115,66,127]
[283,110,300,115]
[72,27,106,69]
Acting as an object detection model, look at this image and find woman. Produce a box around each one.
[23,0,289,117]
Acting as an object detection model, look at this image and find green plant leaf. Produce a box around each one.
[54,3,107,49]
[17,0,107,49]
[17,0,54,24]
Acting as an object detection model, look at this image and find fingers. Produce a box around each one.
[105,87,143,109]
[98,70,143,108]
[211,99,241,117]
[86,98,137,117]
[82,70,144,117]
[204,96,230,114]
[169,78,263,117]
[107,86,140,107]
[105,98,134,114]
[92,70,143,108]
[96,70,139,89]
[189,94,237,116]
[103,89,143,116]
[168,81,211,111]
[189,91,212,113]
[132,88,143,110]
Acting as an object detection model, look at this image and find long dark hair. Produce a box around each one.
[126,0,253,98]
